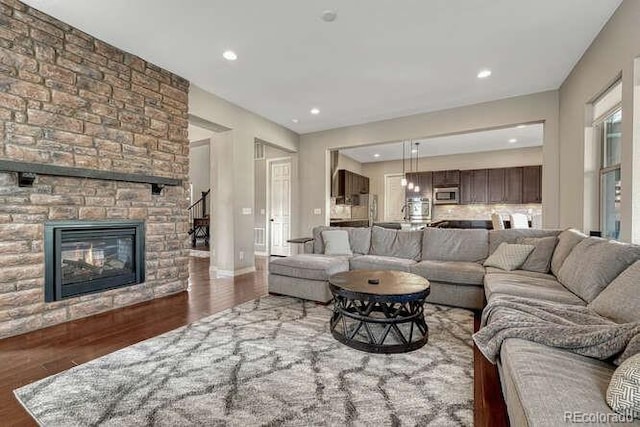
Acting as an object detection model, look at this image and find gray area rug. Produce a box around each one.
[15,296,474,426]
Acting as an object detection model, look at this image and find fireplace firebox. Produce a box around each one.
[44,221,145,302]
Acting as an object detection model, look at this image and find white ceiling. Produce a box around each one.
[23,0,621,134]
[340,123,543,163]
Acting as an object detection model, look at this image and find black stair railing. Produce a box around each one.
[188,189,211,247]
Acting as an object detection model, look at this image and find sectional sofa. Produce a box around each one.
[268,225,640,426]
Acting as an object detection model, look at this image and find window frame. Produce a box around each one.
[595,107,622,240]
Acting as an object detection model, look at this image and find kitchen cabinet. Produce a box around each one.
[488,167,523,204]
[432,169,460,187]
[405,171,433,200]
[460,169,488,204]
[332,169,370,202]
[522,165,542,203]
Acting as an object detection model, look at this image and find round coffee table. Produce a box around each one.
[328,270,430,354]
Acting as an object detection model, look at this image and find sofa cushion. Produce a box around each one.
[321,230,352,256]
[484,267,556,282]
[349,255,416,272]
[370,226,422,260]
[483,243,535,271]
[421,228,489,262]
[606,353,640,419]
[411,260,484,285]
[484,273,586,305]
[500,338,617,426]
[517,236,558,274]
[269,254,349,281]
[313,226,371,255]
[489,229,561,254]
[589,261,640,324]
[550,228,587,276]
[557,237,640,303]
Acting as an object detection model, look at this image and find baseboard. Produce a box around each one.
[210,266,256,277]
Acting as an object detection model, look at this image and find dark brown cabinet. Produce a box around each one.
[405,171,433,200]
[432,169,460,187]
[488,167,523,204]
[522,165,542,203]
[460,169,488,204]
[332,169,370,202]
[459,165,541,205]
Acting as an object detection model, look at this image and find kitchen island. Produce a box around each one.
[329,219,369,227]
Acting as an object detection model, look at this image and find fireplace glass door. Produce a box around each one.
[45,221,145,301]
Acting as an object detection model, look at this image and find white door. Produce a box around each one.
[384,174,405,221]
[269,160,291,256]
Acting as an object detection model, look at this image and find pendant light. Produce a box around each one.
[401,140,408,187]
[407,140,414,190]
[414,142,420,193]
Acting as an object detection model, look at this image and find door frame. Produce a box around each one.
[266,156,292,256]
[384,173,405,221]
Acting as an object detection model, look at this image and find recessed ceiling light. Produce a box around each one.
[291,119,299,123]
[477,69,492,79]
[310,108,320,115]
[321,9,338,22]
[517,124,526,129]
[373,153,380,158]
[222,50,237,61]
[508,138,517,143]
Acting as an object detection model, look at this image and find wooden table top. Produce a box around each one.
[329,270,429,296]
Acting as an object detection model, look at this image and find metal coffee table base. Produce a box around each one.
[329,291,429,354]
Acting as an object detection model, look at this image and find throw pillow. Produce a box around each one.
[550,228,587,276]
[483,243,535,271]
[321,230,352,256]
[589,261,640,324]
[517,236,558,273]
[607,353,640,420]
[557,237,640,303]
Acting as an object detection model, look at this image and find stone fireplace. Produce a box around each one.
[0,1,190,338]
[44,220,145,302]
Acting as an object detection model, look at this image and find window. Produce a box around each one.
[598,109,622,240]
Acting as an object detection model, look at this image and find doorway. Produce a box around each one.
[268,158,292,256]
[384,173,405,221]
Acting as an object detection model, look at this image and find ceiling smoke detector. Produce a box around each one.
[321,9,338,22]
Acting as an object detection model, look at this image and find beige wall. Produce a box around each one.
[558,0,639,243]
[189,85,300,274]
[189,142,211,200]
[362,146,543,222]
[337,153,363,174]
[298,90,559,235]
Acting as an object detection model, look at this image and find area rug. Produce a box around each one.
[15,296,474,426]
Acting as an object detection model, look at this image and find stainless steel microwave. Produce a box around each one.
[433,187,459,205]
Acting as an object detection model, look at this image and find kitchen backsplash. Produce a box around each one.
[330,198,352,219]
[433,204,543,221]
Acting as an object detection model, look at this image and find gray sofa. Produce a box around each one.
[268,225,640,426]
[270,225,492,309]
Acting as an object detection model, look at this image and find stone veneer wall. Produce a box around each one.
[0,0,190,338]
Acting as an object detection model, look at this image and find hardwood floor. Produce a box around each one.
[0,256,508,426]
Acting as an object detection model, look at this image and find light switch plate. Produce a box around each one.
[260,208,265,215]
[242,208,252,215]
[313,208,322,215]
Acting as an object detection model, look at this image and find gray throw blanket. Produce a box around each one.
[473,295,640,365]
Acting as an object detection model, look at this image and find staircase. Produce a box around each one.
[188,189,210,248]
